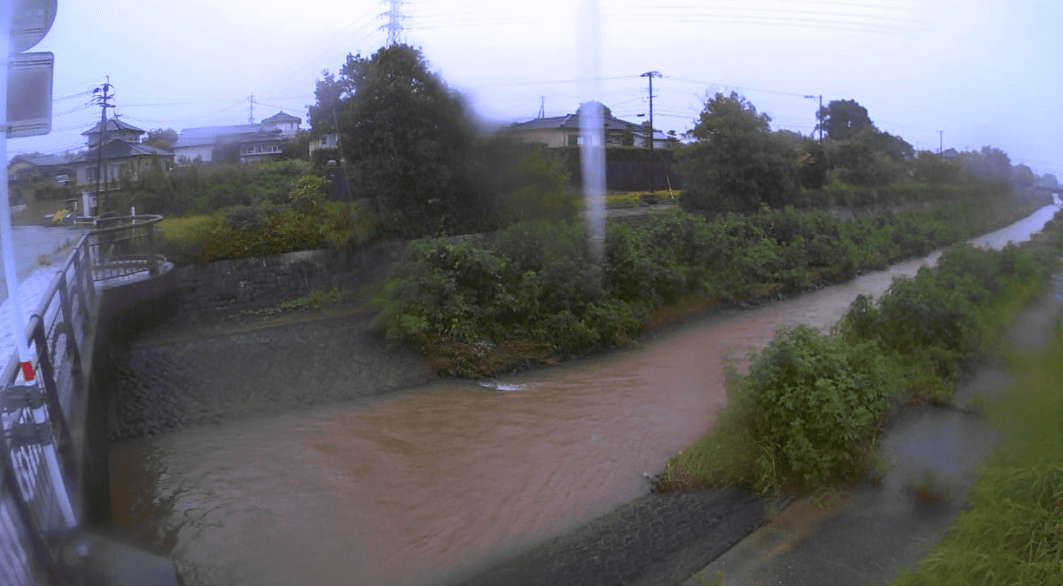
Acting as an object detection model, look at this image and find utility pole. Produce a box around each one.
[805,94,824,142]
[538,96,545,119]
[641,70,660,193]
[92,77,114,216]
[380,0,405,46]
[938,130,943,154]
[249,93,254,123]
[818,95,823,142]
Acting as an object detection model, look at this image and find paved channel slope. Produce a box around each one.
[449,488,765,586]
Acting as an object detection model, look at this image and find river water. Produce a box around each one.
[109,203,1061,586]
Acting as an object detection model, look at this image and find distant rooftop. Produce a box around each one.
[511,102,643,133]
[9,154,68,167]
[75,139,173,162]
[81,118,145,136]
[261,111,301,124]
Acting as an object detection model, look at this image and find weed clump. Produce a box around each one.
[742,326,899,492]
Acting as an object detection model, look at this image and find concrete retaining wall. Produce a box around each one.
[84,267,180,526]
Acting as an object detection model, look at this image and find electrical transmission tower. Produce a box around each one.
[380,0,406,45]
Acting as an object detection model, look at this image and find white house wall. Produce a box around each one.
[174,144,214,164]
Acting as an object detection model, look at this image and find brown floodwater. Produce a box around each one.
[109,204,1060,586]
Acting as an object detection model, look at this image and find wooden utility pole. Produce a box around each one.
[641,71,660,193]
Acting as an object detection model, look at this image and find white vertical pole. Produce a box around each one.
[1,1,78,529]
[0,0,34,383]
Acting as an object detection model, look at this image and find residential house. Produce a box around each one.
[507,102,672,149]
[73,140,174,187]
[173,111,302,164]
[309,133,340,156]
[7,154,73,185]
[71,119,174,188]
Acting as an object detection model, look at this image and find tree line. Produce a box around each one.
[72,43,1056,247]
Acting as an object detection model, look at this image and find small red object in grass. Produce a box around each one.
[20,362,34,382]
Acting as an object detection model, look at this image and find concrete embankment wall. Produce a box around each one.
[84,269,180,525]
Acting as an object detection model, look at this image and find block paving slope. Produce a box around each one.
[448,489,765,586]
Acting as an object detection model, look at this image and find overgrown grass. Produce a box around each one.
[604,190,681,207]
[891,326,1063,585]
[156,176,376,265]
[656,210,1063,495]
[159,215,213,242]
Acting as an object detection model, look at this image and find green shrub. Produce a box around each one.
[741,325,900,491]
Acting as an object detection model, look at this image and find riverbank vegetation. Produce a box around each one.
[655,210,1063,496]
[890,324,1063,585]
[374,198,1047,377]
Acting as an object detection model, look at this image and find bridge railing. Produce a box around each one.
[1,215,166,584]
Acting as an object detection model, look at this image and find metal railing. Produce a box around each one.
[87,215,165,283]
[0,215,166,584]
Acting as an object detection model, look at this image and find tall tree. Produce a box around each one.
[678,92,798,213]
[816,99,875,141]
[958,146,1012,184]
[312,44,487,236]
[1037,173,1059,189]
[1011,163,1036,190]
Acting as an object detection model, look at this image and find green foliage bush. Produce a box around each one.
[163,173,375,263]
[742,325,899,491]
[377,201,1027,362]
[111,159,314,217]
[841,244,1042,389]
[657,210,1061,496]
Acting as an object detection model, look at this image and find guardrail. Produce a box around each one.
[0,215,165,584]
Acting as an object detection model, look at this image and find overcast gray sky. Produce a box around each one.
[11,0,1063,177]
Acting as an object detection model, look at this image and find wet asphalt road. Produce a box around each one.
[0,225,85,303]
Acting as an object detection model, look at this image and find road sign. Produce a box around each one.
[10,0,58,53]
[7,52,53,137]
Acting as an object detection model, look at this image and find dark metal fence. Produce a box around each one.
[0,215,165,584]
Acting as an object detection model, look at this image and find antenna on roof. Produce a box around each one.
[538,96,545,119]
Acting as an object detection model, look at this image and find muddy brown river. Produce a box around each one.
[109,203,1061,586]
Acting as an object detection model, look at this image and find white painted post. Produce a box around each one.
[1,0,77,530]
[0,0,34,384]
